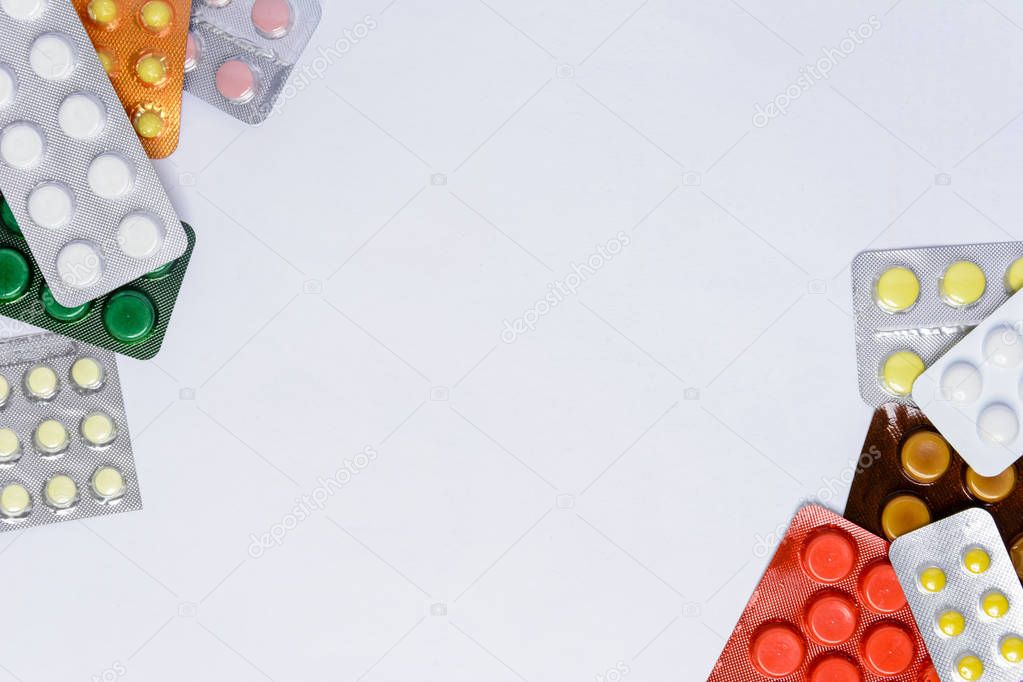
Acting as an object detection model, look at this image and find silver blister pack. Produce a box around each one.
[0,332,140,531]
[184,0,322,124]
[0,0,187,308]
[851,243,1023,408]
[890,508,1023,682]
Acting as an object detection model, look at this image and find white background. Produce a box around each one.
[4,0,1023,680]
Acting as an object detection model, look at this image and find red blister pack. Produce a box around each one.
[708,505,937,681]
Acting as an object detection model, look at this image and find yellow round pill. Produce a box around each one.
[0,483,30,519]
[881,351,925,397]
[964,547,991,575]
[91,466,125,502]
[1007,258,1023,293]
[25,364,58,400]
[941,261,986,307]
[139,0,173,30]
[983,590,1010,618]
[919,565,947,593]
[33,419,67,455]
[81,411,116,447]
[97,48,116,74]
[133,110,165,138]
[958,655,984,680]
[875,266,920,313]
[0,374,8,407]
[70,357,104,391]
[1002,635,1023,663]
[136,54,167,86]
[87,0,118,25]
[938,610,965,637]
[0,428,20,464]
[44,474,77,510]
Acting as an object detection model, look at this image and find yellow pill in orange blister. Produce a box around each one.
[87,0,118,25]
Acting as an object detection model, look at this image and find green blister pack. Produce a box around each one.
[0,195,195,360]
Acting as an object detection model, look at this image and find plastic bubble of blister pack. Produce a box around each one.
[184,0,323,124]
[71,0,190,158]
[851,243,1023,409]
[890,508,1023,682]
[0,0,188,308]
[0,332,139,531]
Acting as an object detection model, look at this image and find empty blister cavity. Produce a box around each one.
[941,362,983,404]
[30,33,78,80]
[0,122,44,169]
[977,404,1019,446]
[87,153,135,199]
[58,92,106,139]
[27,182,74,229]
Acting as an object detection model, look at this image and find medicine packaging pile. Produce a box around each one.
[0,0,321,530]
[712,242,1023,682]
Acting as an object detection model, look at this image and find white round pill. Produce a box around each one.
[941,362,983,404]
[58,93,105,139]
[56,240,103,289]
[0,122,44,169]
[978,403,1019,445]
[88,153,135,200]
[30,33,78,81]
[984,325,1023,368]
[117,212,164,259]
[28,182,74,229]
[1,0,45,20]
[0,66,15,108]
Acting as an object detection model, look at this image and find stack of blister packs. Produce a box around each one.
[0,0,322,531]
[711,244,1023,681]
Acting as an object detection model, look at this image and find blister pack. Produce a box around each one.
[0,194,195,359]
[184,0,322,124]
[0,332,139,531]
[844,403,1023,580]
[71,0,190,158]
[890,509,1023,681]
[851,243,1023,408]
[0,0,187,308]
[709,505,936,681]
[912,290,1023,477]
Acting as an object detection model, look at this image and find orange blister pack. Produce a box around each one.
[709,505,937,682]
[71,0,188,158]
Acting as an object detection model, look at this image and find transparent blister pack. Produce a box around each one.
[890,509,1023,682]
[913,288,1023,477]
[710,504,936,682]
[0,332,139,531]
[0,0,187,308]
[71,0,190,158]
[851,243,1023,408]
[184,0,322,124]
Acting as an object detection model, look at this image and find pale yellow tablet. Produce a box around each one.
[881,351,925,397]
[0,483,30,518]
[24,364,58,400]
[70,357,104,391]
[44,475,77,510]
[0,374,9,407]
[34,419,67,455]
[0,428,20,464]
[941,261,986,306]
[91,466,125,502]
[81,412,116,447]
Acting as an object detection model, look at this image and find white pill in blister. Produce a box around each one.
[117,213,164,259]
[0,122,44,169]
[977,403,1019,445]
[30,33,78,81]
[56,241,103,289]
[983,324,1023,368]
[58,93,105,139]
[28,182,74,229]
[940,362,983,404]
[0,66,15,108]
[88,153,135,199]
[1,0,45,20]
